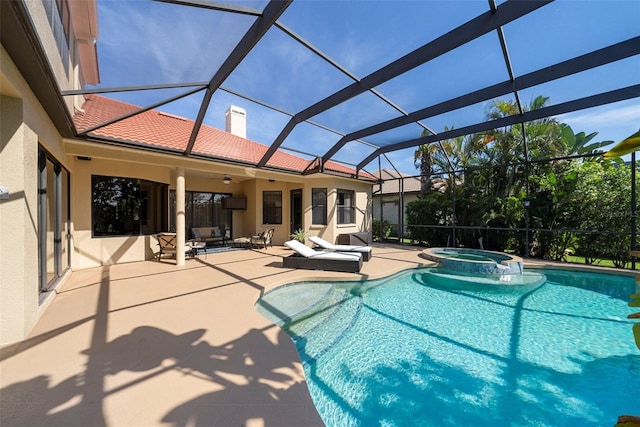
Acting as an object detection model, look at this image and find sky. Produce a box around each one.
[91,0,640,176]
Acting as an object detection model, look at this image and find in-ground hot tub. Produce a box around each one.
[421,247,523,275]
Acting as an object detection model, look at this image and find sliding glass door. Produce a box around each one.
[170,191,232,239]
[38,147,70,293]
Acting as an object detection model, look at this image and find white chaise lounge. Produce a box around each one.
[283,240,363,273]
[309,235,372,261]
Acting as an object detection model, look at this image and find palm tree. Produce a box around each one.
[561,124,613,156]
[414,136,436,193]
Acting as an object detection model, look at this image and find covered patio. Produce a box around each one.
[0,244,430,426]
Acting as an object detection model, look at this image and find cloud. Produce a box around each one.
[558,103,639,129]
[557,102,640,145]
[98,1,251,86]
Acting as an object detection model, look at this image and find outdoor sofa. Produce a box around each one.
[191,226,226,246]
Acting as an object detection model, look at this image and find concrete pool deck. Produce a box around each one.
[1,244,636,426]
[0,244,432,426]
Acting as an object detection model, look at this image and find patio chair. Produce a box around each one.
[157,232,192,260]
[282,239,362,273]
[309,235,372,261]
[250,228,274,249]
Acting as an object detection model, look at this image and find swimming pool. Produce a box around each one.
[256,267,640,426]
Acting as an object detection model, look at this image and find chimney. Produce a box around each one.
[225,105,246,139]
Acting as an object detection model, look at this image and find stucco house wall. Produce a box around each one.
[372,193,420,235]
[68,144,372,270]
[1,45,71,343]
[371,170,422,237]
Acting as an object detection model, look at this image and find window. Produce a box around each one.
[43,0,70,77]
[312,188,327,225]
[169,191,232,238]
[92,176,167,236]
[263,191,282,224]
[337,189,355,224]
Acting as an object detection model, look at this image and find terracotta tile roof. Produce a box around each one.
[73,95,375,180]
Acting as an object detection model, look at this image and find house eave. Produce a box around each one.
[69,0,100,85]
[0,0,75,137]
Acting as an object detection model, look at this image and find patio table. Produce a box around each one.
[186,241,207,258]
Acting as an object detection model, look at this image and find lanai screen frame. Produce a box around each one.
[52,0,639,179]
[2,0,638,264]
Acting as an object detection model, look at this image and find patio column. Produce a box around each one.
[176,167,186,266]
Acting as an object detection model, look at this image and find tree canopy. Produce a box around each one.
[408,96,636,265]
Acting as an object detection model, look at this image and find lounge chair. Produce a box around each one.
[282,240,363,273]
[309,235,372,261]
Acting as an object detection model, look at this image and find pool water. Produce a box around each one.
[256,268,640,426]
[445,252,496,261]
[433,249,510,263]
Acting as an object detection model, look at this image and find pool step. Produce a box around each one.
[255,282,334,326]
[286,289,363,365]
[283,291,344,338]
[256,284,364,365]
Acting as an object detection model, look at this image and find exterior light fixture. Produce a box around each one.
[223,175,232,184]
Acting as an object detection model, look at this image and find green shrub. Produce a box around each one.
[372,218,392,241]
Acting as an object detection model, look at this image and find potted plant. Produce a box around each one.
[290,228,307,244]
